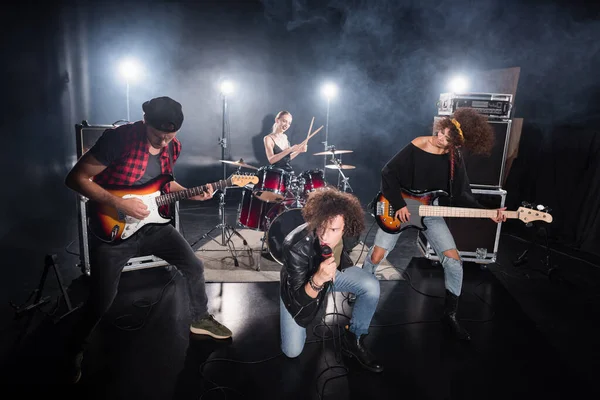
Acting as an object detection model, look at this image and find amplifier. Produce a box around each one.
[433,117,511,188]
[437,92,513,119]
[417,187,506,264]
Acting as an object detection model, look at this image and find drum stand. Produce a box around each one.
[330,156,353,193]
[193,184,250,268]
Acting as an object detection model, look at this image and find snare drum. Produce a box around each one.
[253,166,290,202]
[237,187,272,231]
[299,169,326,196]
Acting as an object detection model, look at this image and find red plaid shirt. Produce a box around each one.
[92,121,181,193]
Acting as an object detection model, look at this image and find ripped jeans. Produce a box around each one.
[363,216,463,296]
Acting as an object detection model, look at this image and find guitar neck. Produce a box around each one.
[156,179,229,206]
[419,205,517,219]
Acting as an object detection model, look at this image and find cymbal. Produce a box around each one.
[325,164,356,170]
[313,149,354,156]
[219,159,259,170]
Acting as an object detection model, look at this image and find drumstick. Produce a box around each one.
[307,117,314,141]
[300,125,323,146]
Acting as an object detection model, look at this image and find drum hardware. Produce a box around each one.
[250,171,315,270]
[315,146,353,173]
[298,169,327,197]
[324,163,356,169]
[193,164,252,268]
[219,158,259,170]
[286,175,306,208]
[234,164,327,270]
[253,165,291,203]
[328,158,354,193]
[237,186,272,232]
[313,149,354,156]
[266,207,307,265]
[318,145,355,193]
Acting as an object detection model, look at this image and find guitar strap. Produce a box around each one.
[166,141,176,220]
[449,147,457,205]
[168,141,175,180]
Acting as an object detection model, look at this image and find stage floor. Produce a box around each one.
[1,199,599,399]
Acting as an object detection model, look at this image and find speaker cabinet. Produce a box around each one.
[74,122,178,276]
[417,187,506,264]
[434,117,511,188]
[462,119,511,188]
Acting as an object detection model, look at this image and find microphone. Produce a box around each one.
[321,244,334,284]
[321,244,332,259]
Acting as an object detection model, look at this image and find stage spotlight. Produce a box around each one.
[220,80,234,95]
[119,58,142,82]
[322,82,338,99]
[448,76,469,93]
[118,58,143,121]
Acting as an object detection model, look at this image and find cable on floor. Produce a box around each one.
[198,353,283,400]
[112,270,179,331]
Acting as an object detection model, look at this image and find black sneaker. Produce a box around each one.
[190,314,232,339]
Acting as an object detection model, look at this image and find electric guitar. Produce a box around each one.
[87,173,258,242]
[371,189,553,234]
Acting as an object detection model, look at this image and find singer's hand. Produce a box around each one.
[315,257,337,285]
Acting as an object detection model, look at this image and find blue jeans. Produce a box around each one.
[363,216,464,296]
[280,266,380,358]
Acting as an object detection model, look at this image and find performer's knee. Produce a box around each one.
[282,343,304,359]
[361,274,380,299]
[443,248,460,261]
[370,246,386,264]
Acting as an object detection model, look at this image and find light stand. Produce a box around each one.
[220,93,227,182]
[119,59,141,121]
[126,80,130,121]
[194,90,249,268]
[323,97,330,172]
[321,83,337,175]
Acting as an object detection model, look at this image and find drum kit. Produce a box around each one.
[215,146,356,270]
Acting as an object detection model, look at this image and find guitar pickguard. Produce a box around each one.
[119,191,172,240]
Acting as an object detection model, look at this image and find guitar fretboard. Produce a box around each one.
[419,206,518,219]
[155,179,230,206]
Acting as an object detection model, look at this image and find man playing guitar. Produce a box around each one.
[64,96,232,383]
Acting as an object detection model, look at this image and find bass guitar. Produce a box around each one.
[371,189,552,234]
[87,173,258,242]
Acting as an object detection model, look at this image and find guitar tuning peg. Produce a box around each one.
[521,201,531,208]
[525,222,533,228]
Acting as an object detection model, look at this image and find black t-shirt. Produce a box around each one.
[90,128,126,167]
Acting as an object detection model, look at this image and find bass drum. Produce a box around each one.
[266,208,306,265]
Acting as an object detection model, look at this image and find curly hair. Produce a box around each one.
[433,107,495,156]
[301,188,365,237]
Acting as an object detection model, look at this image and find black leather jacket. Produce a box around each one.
[279,223,353,328]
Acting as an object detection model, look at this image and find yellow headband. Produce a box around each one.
[451,118,464,139]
